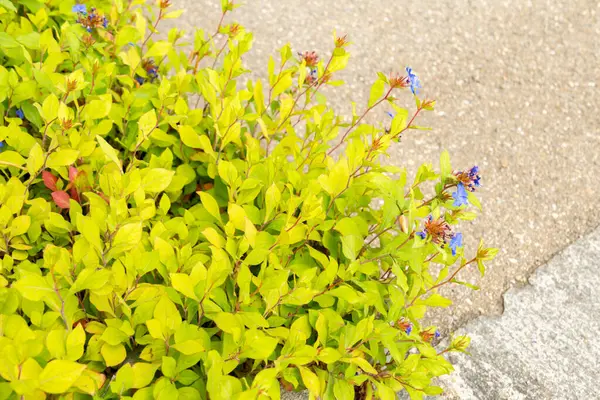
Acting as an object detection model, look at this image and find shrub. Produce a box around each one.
[0,0,497,399]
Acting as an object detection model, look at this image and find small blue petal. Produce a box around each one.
[135,76,145,85]
[405,66,422,95]
[72,4,87,14]
[416,231,426,239]
[386,111,395,118]
[0,142,4,148]
[405,325,412,335]
[15,109,24,119]
[435,330,441,339]
[450,233,463,256]
[452,182,469,207]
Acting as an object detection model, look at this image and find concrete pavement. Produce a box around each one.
[438,224,600,399]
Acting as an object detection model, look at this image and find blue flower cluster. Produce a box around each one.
[73,4,108,32]
[452,166,481,207]
[405,67,422,95]
[416,216,463,256]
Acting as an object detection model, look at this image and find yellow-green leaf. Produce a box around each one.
[39,360,87,394]
[96,135,122,170]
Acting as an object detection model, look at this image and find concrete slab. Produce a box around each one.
[438,224,600,399]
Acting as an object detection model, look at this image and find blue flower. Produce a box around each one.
[135,76,145,85]
[15,109,24,119]
[416,231,426,239]
[72,4,87,14]
[0,142,4,149]
[435,330,441,339]
[102,17,108,28]
[405,66,422,95]
[386,111,395,118]
[405,324,412,335]
[86,27,92,33]
[452,182,469,207]
[449,233,463,256]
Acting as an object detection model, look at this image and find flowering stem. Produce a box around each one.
[141,9,163,51]
[327,87,393,156]
[392,105,423,140]
[292,52,335,128]
[406,257,477,307]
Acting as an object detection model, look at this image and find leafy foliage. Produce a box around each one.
[0,0,497,399]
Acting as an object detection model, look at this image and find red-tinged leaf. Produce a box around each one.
[42,171,58,191]
[69,166,78,182]
[69,187,80,203]
[52,191,71,209]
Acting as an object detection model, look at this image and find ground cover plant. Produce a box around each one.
[0,0,497,398]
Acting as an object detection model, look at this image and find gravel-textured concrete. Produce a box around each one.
[437,223,600,399]
[169,0,600,332]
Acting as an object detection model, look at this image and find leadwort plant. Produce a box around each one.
[0,0,496,399]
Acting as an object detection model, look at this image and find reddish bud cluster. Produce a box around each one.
[423,216,453,244]
[159,0,172,9]
[82,34,95,47]
[396,319,412,333]
[228,23,241,37]
[335,35,349,48]
[301,51,319,67]
[389,73,410,89]
[420,330,435,343]
[61,119,73,130]
[66,78,78,93]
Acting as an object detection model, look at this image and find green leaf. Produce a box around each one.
[47,149,79,168]
[112,222,142,254]
[161,356,177,378]
[101,343,127,367]
[27,143,44,174]
[10,215,30,238]
[66,324,86,361]
[146,41,172,59]
[170,273,199,300]
[0,0,17,12]
[41,94,59,122]
[142,168,175,193]
[368,79,385,107]
[198,191,222,223]
[440,150,451,180]
[14,274,53,301]
[154,295,182,332]
[420,293,452,308]
[138,109,157,136]
[212,312,243,342]
[96,136,122,170]
[0,151,26,169]
[76,215,103,252]
[131,363,159,389]
[39,360,86,394]
[298,366,320,396]
[178,125,203,148]
[334,379,354,400]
